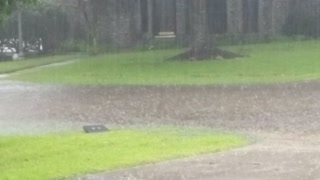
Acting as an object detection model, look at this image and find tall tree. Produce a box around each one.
[190,0,211,59]
[77,0,99,54]
[173,0,241,60]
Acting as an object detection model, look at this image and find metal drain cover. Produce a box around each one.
[83,125,109,133]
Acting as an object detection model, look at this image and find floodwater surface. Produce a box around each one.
[1,80,320,135]
[2,80,320,180]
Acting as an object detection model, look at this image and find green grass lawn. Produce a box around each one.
[8,40,320,85]
[0,128,247,180]
[0,55,82,74]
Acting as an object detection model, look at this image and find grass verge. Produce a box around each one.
[0,128,247,180]
[0,55,82,74]
[9,40,320,85]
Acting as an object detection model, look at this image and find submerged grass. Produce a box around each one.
[9,40,320,85]
[0,128,247,180]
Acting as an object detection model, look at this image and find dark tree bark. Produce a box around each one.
[258,0,274,37]
[111,0,140,48]
[172,0,241,61]
[243,0,259,33]
[190,0,211,57]
[77,0,99,54]
[145,0,154,39]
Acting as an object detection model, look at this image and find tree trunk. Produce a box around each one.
[227,0,243,34]
[258,0,274,37]
[77,0,98,55]
[171,0,241,60]
[243,0,259,33]
[176,0,188,45]
[146,0,154,39]
[18,8,24,58]
[190,0,212,57]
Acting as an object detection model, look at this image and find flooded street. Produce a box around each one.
[2,79,320,179]
[2,0,320,179]
[1,80,320,135]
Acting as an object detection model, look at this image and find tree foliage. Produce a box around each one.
[0,0,36,22]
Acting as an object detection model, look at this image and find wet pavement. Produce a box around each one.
[2,79,320,179]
